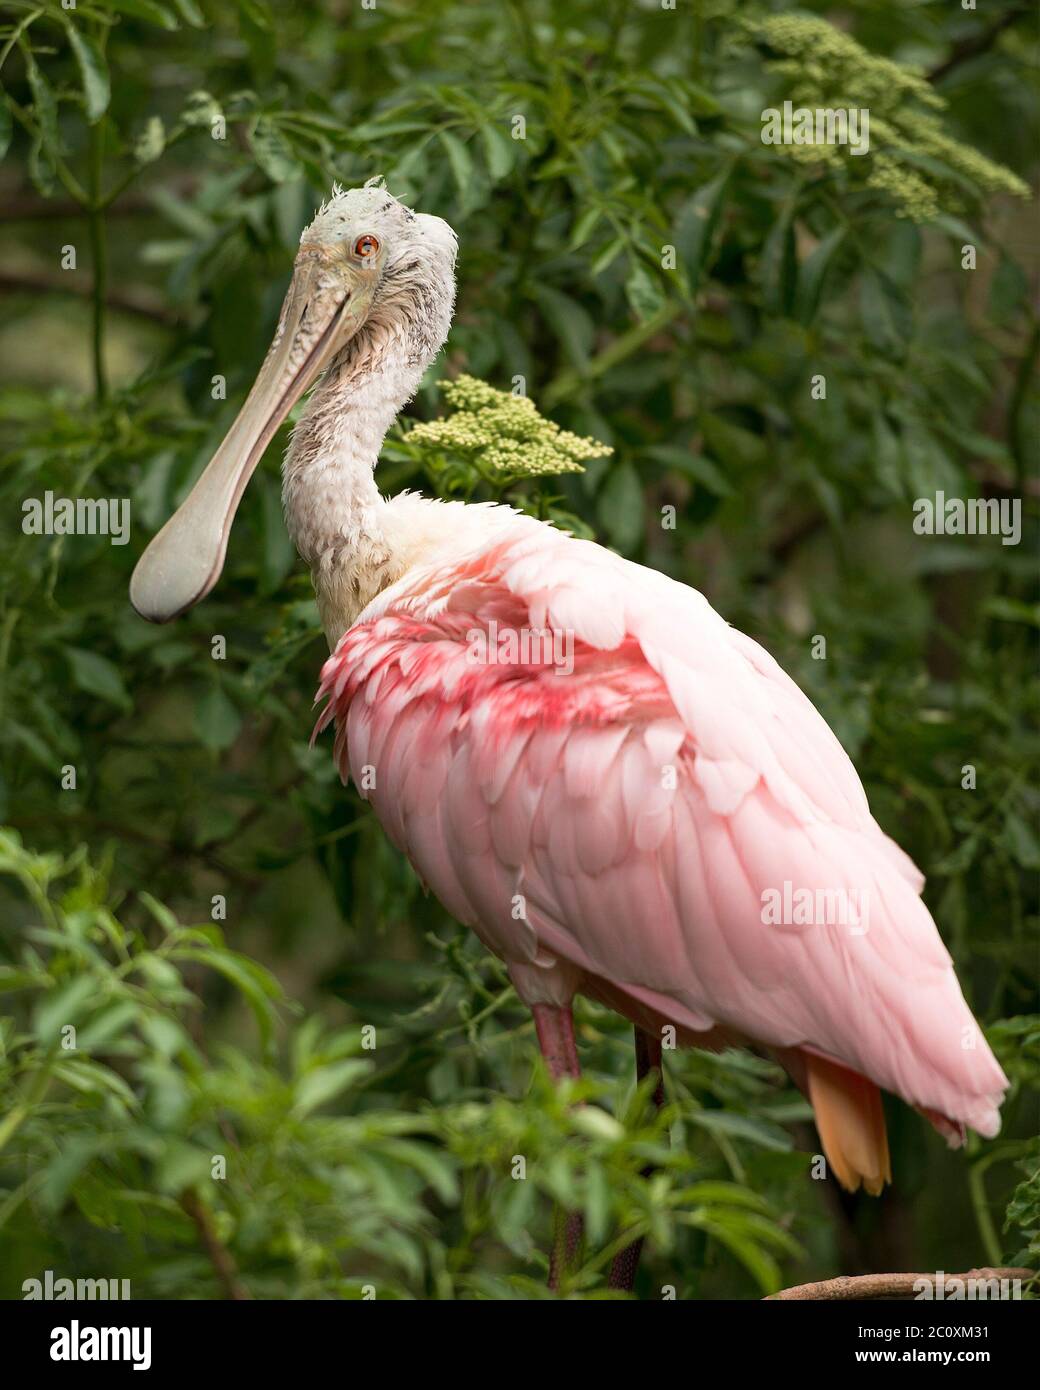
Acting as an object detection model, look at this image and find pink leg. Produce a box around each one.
[531,1003,584,1289]
[608,1026,664,1293]
[532,1001,581,1081]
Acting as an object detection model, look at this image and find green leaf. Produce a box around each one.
[134,115,165,165]
[700,413,766,471]
[984,597,1040,629]
[590,237,625,277]
[24,51,61,158]
[795,228,846,325]
[53,1056,136,1106]
[479,122,514,180]
[760,201,796,317]
[155,1141,214,1194]
[688,1109,793,1151]
[64,23,111,123]
[645,77,698,136]
[10,722,53,770]
[137,893,180,934]
[251,117,297,183]
[66,648,132,712]
[74,1001,140,1051]
[568,206,602,252]
[931,835,979,878]
[237,0,273,29]
[597,461,644,551]
[678,79,722,116]
[40,1137,116,1213]
[139,1012,192,1058]
[872,411,905,499]
[174,945,281,1048]
[990,254,1028,320]
[260,473,294,592]
[28,133,57,196]
[0,965,48,993]
[0,98,13,162]
[293,1059,371,1117]
[625,261,665,321]
[108,0,180,28]
[181,89,221,129]
[171,0,207,26]
[584,1163,612,1246]
[34,975,99,1044]
[644,444,732,497]
[440,130,473,196]
[693,1214,782,1293]
[674,168,730,295]
[193,685,242,753]
[859,266,911,355]
[532,285,594,369]
[571,1107,624,1141]
[679,1181,770,1210]
[387,137,432,191]
[494,1174,537,1248]
[1003,812,1040,870]
[380,1138,459,1204]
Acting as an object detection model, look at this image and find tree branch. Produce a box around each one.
[767,1267,1035,1301]
[87,113,109,402]
[0,190,150,220]
[0,267,181,326]
[928,10,1025,83]
[179,1189,251,1301]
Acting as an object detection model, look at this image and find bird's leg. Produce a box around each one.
[608,1025,665,1293]
[531,1002,584,1291]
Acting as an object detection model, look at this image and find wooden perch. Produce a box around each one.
[767,1267,1035,1300]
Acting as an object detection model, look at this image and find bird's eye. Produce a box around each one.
[354,234,380,260]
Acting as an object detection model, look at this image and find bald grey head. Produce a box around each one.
[129,184,457,623]
[303,182,457,376]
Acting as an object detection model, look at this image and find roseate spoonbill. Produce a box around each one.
[130,185,1008,1291]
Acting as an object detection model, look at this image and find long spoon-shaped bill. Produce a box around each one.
[129,247,376,623]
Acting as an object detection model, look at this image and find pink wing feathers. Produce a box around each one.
[314,514,1008,1145]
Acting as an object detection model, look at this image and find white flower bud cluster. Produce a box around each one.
[406,375,612,479]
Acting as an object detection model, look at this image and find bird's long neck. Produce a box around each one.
[282,325,425,642]
[282,329,410,563]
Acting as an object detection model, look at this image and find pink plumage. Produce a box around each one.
[130,182,1010,1279]
[315,509,1008,1183]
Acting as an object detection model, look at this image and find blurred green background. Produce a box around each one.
[0,0,1036,1299]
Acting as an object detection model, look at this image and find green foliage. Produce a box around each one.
[0,831,814,1297]
[0,0,1036,1297]
[742,14,1030,220]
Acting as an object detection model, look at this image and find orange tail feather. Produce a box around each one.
[805,1053,892,1196]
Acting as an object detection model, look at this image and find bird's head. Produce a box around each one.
[129,182,457,623]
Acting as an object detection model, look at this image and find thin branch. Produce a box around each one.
[178,1189,251,1301]
[542,301,683,409]
[196,773,306,853]
[542,290,733,409]
[1009,319,1039,484]
[967,1137,1003,1267]
[87,116,108,401]
[767,1267,1035,1301]
[0,189,153,220]
[5,813,257,887]
[928,10,1025,83]
[0,266,181,325]
[0,7,43,78]
[6,90,88,207]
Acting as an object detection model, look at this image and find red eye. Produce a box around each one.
[354,234,380,259]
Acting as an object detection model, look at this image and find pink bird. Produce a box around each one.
[131,185,1008,1290]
